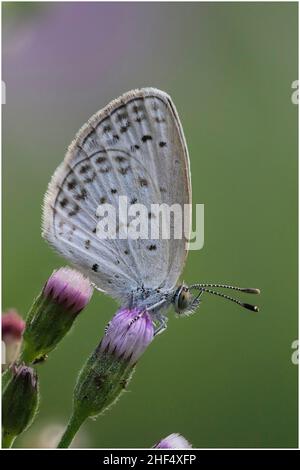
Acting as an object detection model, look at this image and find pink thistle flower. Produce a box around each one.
[22,267,93,363]
[100,308,154,366]
[43,267,93,314]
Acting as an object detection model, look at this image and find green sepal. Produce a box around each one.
[2,367,14,394]
[73,348,134,418]
[21,292,79,363]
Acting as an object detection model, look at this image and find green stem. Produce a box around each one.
[2,430,16,448]
[57,411,87,448]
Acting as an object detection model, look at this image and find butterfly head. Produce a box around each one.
[173,283,260,316]
[173,284,202,315]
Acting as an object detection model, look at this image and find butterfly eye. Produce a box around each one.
[174,286,192,314]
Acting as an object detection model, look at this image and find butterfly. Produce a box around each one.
[42,88,260,334]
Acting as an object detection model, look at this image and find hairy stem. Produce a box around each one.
[57,411,87,448]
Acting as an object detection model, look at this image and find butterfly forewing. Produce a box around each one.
[42,88,191,302]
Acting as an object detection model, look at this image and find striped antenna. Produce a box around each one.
[189,284,260,312]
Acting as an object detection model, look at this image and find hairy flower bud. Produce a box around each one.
[2,364,39,447]
[22,267,93,363]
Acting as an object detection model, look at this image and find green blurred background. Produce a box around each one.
[2,2,298,448]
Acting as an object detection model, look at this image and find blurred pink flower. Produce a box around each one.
[2,309,25,340]
[2,309,25,366]
[154,433,192,449]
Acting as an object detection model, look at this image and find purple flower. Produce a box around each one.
[100,308,154,366]
[43,267,93,314]
[2,310,25,341]
[154,433,192,449]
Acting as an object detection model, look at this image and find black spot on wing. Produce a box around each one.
[103,125,111,133]
[80,164,91,174]
[68,204,80,217]
[139,178,148,187]
[115,155,127,163]
[118,166,130,176]
[67,180,77,190]
[120,123,130,133]
[60,198,69,208]
[155,117,166,123]
[75,189,87,201]
[133,104,143,113]
[148,244,157,251]
[84,171,97,183]
[99,166,111,174]
[96,156,107,164]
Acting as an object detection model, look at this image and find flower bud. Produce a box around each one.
[153,433,192,449]
[22,267,93,363]
[2,364,39,447]
[58,308,154,448]
[2,310,25,366]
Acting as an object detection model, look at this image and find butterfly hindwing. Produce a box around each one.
[42,88,191,301]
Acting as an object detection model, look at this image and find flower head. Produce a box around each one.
[2,309,25,341]
[43,267,93,314]
[100,308,154,366]
[154,433,192,449]
[2,310,25,366]
[22,267,93,363]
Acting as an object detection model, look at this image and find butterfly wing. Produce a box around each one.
[42,88,191,301]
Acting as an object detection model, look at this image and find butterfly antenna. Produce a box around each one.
[190,283,260,295]
[189,285,260,312]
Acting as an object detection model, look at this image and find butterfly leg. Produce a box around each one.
[147,298,168,314]
[153,314,168,336]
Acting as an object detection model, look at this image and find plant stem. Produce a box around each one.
[2,430,16,448]
[57,411,87,448]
